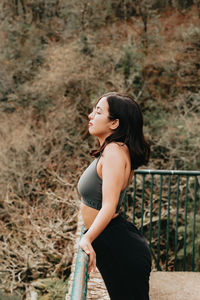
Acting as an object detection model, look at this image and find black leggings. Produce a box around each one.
[90,215,152,300]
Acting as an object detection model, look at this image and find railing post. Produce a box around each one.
[183,175,189,271]
[70,227,89,300]
[141,174,146,234]
[149,174,154,252]
[192,176,198,271]
[133,173,137,225]
[166,175,171,271]
[157,175,163,271]
[174,175,180,271]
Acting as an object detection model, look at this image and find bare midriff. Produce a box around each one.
[81,202,119,230]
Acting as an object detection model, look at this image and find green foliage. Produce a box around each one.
[78,34,94,56]
[0,291,21,300]
[32,278,68,300]
[0,19,48,110]
[178,215,200,271]
[175,0,195,10]
[115,41,144,93]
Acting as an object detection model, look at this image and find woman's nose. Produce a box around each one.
[88,110,95,119]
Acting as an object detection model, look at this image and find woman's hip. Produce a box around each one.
[92,214,152,271]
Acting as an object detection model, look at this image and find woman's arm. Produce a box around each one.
[79,143,127,273]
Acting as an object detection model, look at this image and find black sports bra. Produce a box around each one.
[77,155,128,212]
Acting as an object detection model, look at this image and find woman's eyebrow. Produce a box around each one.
[96,106,103,111]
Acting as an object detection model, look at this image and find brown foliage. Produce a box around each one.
[0,103,91,294]
[0,1,199,296]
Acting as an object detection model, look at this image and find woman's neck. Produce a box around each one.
[98,132,112,146]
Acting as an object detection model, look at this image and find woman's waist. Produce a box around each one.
[81,203,99,229]
[81,203,119,230]
[81,196,122,214]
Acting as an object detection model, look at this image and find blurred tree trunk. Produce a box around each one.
[30,1,45,24]
[14,0,26,16]
[136,0,150,55]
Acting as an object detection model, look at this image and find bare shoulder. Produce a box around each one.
[102,142,129,161]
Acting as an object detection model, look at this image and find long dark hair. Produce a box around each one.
[90,92,150,170]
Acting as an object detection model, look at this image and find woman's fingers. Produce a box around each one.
[88,250,96,274]
[79,236,96,274]
[84,249,90,255]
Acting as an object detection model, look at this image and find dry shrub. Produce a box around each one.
[162,94,200,169]
[0,101,92,294]
[0,192,76,294]
[141,6,200,102]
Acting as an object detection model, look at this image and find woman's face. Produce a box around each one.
[88,97,114,143]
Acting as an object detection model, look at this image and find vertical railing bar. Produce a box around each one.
[175,175,180,271]
[192,176,198,271]
[166,175,171,271]
[123,191,127,219]
[183,175,189,271]
[133,174,137,225]
[157,174,163,270]
[141,174,145,234]
[149,174,154,252]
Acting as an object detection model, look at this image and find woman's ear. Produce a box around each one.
[110,119,119,130]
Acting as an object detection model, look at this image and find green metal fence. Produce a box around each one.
[124,170,200,272]
[70,169,200,299]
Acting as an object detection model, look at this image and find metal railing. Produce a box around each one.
[70,169,200,299]
[70,227,89,300]
[124,170,200,272]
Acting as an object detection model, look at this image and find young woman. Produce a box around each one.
[78,92,151,300]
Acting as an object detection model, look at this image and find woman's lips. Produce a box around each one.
[88,122,93,126]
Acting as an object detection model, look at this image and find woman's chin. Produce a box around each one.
[88,125,95,132]
[88,127,95,135]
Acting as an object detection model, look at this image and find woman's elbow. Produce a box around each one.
[101,201,117,214]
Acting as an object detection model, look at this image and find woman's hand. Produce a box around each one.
[79,235,96,274]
